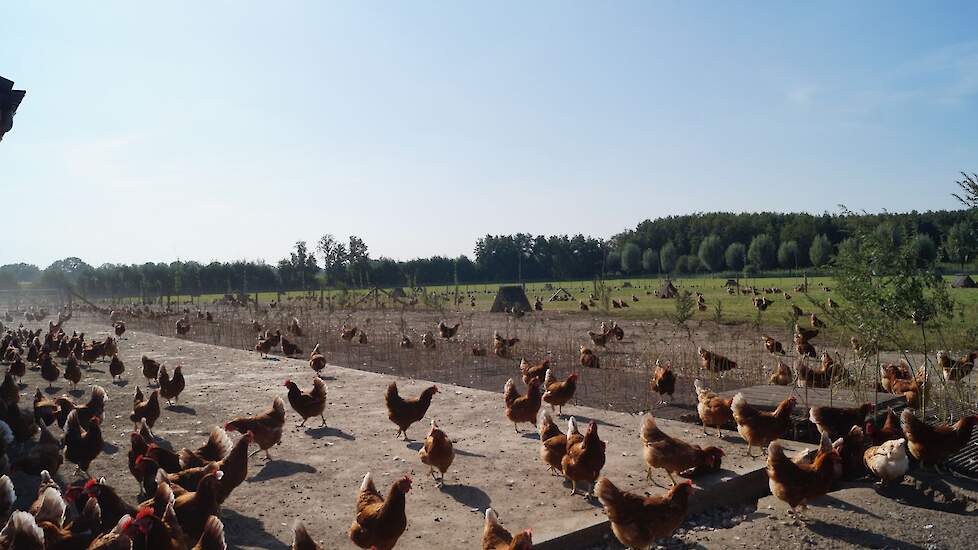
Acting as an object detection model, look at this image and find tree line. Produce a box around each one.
[1,206,975,297]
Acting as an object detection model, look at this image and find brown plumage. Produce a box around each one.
[732,393,797,456]
[769,360,793,386]
[109,355,125,380]
[40,354,61,388]
[809,403,872,440]
[482,508,532,550]
[542,370,577,415]
[561,419,606,498]
[538,410,567,474]
[579,345,600,369]
[284,378,327,427]
[650,360,676,404]
[158,365,185,405]
[762,335,785,355]
[224,396,286,459]
[437,321,461,339]
[697,347,737,373]
[900,410,978,467]
[596,477,693,550]
[519,358,549,387]
[385,383,438,440]
[642,415,724,484]
[308,343,327,375]
[865,409,903,446]
[291,521,322,550]
[348,473,411,550]
[693,379,734,438]
[418,419,454,486]
[131,389,162,433]
[503,378,541,433]
[766,433,840,513]
[141,355,161,385]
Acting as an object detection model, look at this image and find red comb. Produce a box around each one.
[84,479,98,490]
[136,507,154,520]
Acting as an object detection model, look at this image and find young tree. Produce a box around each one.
[605,250,622,274]
[620,242,642,274]
[316,234,348,285]
[641,248,659,274]
[347,235,370,287]
[697,235,724,272]
[809,234,833,267]
[747,234,777,270]
[659,242,678,273]
[724,242,746,271]
[943,222,976,269]
[910,234,937,266]
[777,240,800,269]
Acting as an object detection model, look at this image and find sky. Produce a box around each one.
[2,1,977,268]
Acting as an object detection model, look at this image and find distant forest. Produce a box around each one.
[2,209,976,298]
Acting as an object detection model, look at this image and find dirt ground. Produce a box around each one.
[6,319,785,549]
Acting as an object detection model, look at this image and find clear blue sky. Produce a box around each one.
[2,1,976,268]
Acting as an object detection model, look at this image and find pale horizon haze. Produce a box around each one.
[2,2,977,268]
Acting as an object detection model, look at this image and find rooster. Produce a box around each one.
[650,360,676,404]
[225,397,286,460]
[732,392,796,456]
[542,370,577,415]
[900,410,978,471]
[385,383,438,440]
[437,321,461,339]
[482,508,532,550]
[693,379,733,438]
[596,477,693,549]
[348,473,411,550]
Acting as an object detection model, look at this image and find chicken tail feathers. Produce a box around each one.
[0,475,15,517]
[198,516,227,550]
[0,512,44,547]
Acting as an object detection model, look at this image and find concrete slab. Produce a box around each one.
[7,321,809,549]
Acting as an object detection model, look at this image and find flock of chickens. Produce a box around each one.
[0,304,976,550]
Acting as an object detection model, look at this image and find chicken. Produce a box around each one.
[385,383,438,440]
[519,358,549,387]
[63,410,103,476]
[900,410,978,470]
[762,335,785,355]
[348,473,411,550]
[561,418,606,498]
[482,508,532,550]
[158,365,186,406]
[131,389,162,434]
[178,426,233,470]
[809,403,872,440]
[579,345,600,369]
[865,409,903,446]
[398,336,413,349]
[650,360,676,404]
[87,515,143,550]
[766,433,840,515]
[0,372,17,407]
[109,355,125,381]
[418,419,454,486]
[63,352,82,389]
[794,323,818,341]
[224,396,286,460]
[141,355,161,386]
[340,326,358,342]
[284,378,327,427]
[793,333,817,359]
[437,321,461,339]
[769,360,793,386]
[939,350,977,382]
[832,425,865,480]
[192,516,226,550]
[587,330,609,348]
[85,479,137,533]
[8,357,24,383]
[113,321,126,339]
[357,332,368,344]
[503,378,542,433]
[2,402,38,443]
[863,437,909,486]
[255,337,274,358]
[810,313,826,328]
[15,422,62,476]
[40,354,61,388]
[291,521,322,550]
[308,344,326,376]
[879,362,913,393]
[542,370,577,415]
[596,477,693,550]
[0,512,45,550]
[215,431,253,504]
[33,486,96,550]
[281,336,303,357]
[732,393,797,456]
[693,379,733,438]
[538,410,567,475]
[609,322,625,341]
[171,471,224,544]
[0,476,16,526]
[642,415,724,484]
[795,355,843,388]
[697,347,736,373]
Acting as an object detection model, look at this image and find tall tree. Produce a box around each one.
[620,242,642,274]
[809,234,833,267]
[747,234,777,269]
[641,248,659,274]
[724,242,746,271]
[943,222,975,270]
[659,242,678,273]
[777,240,800,269]
[317,233,348,284]
[697,235,724,272]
